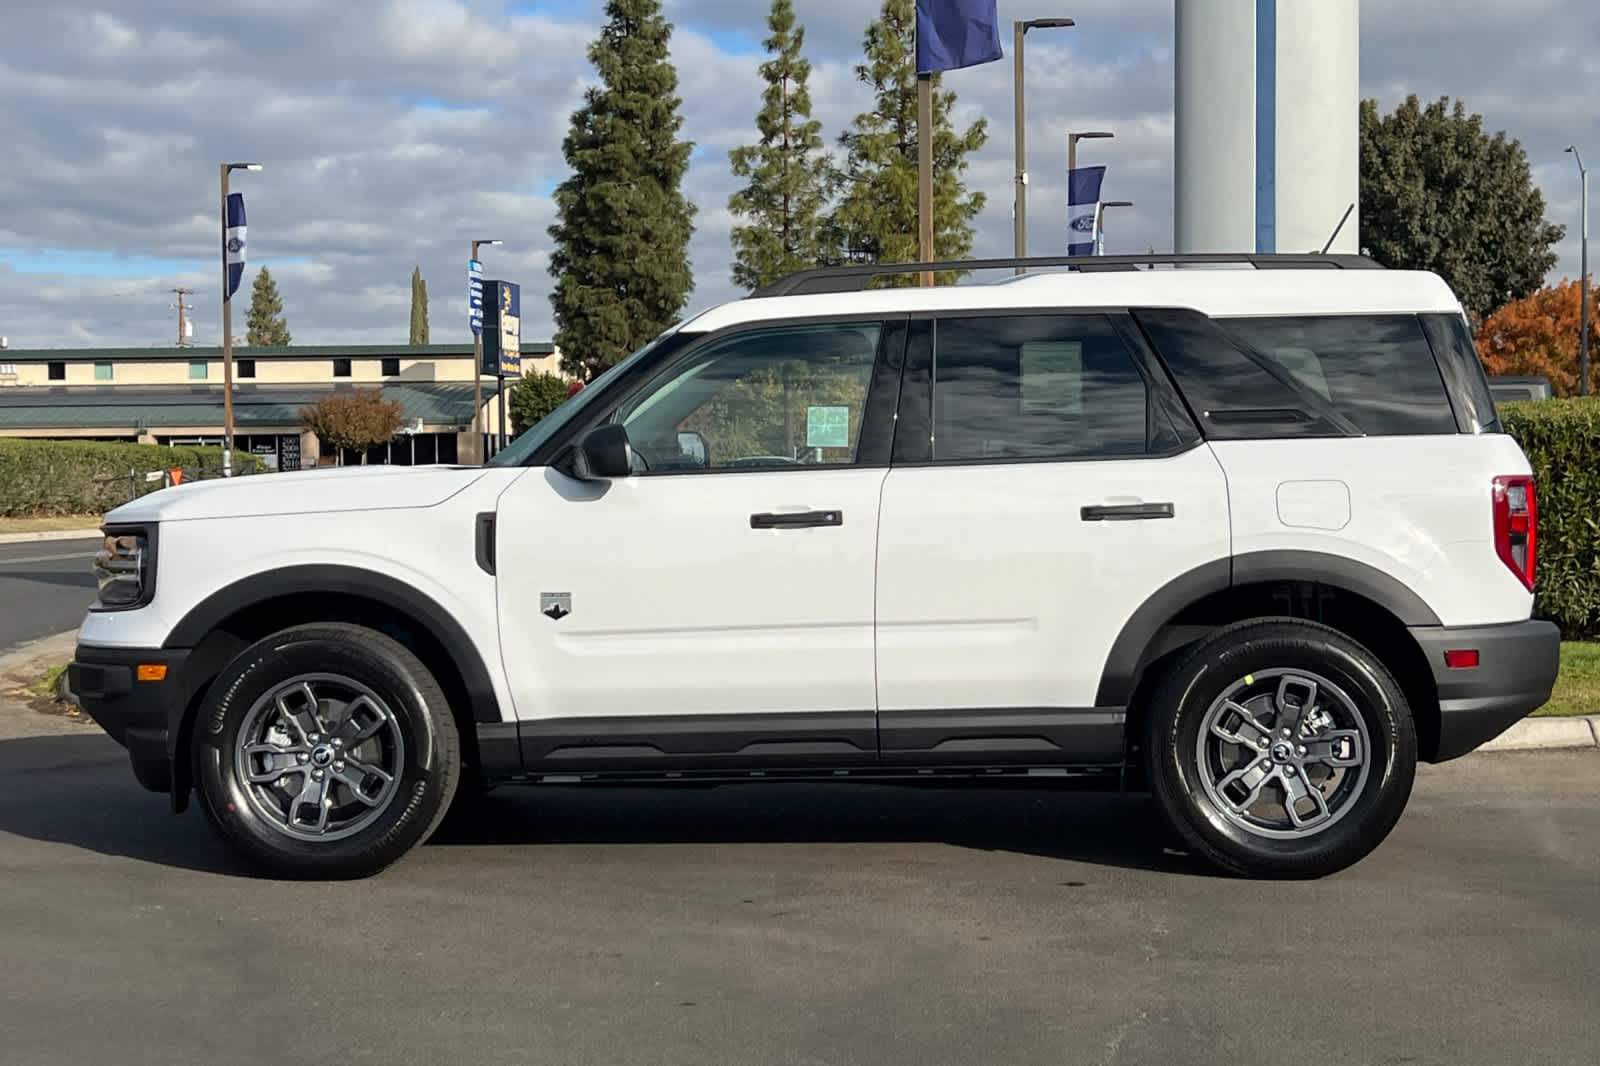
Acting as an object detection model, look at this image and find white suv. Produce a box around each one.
[70,254,1560,879]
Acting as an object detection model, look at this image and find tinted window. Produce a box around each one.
[237,359,256,379]
[188,361,207,380]
[616,323,881,473]
[48,361,65,381]
[1419,313,1501,433]
[332,358,352,378]
[1220,315,1456,435]
[930,315,1164,461]
[382,357,401,377]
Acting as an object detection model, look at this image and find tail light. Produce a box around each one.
[1491,476,1537,591]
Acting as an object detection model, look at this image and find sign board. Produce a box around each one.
[806,406,850,449]
[278,433,302,472]
[468,259,484,336]
[482,280,522,376]
[249,439,280,471]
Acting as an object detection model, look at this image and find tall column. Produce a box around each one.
[1174,0,1257,253]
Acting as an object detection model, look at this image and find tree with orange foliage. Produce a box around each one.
[1477,278,1597,397]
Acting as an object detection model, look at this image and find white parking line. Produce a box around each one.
[0,551,95,566]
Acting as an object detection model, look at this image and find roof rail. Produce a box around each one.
[751,253,1382,298]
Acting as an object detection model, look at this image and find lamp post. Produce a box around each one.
[1096,200,1134,255]
[470,238,501,462]
[1567,146,1589,397]
[219,162,261,476]
[1068,129,1114,175]
[1013,17,1076,274]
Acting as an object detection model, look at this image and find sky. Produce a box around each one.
[0,0,1593,351]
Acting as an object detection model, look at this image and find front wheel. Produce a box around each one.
[1146,619,1416,878]
[192,623,460,879]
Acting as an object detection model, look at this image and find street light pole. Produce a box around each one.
[219,162,261,476]
[470,238,501,462]
[1067,130,1114,175]
[1012,18,1075,274]
[1096,201,1134,255]
[1568,146,1589,397]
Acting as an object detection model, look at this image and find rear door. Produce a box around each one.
[873,312,1231,765]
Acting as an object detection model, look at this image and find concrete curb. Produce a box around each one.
[0,528,102,545]
[0,629,80,680]
[1479,714,1600,752]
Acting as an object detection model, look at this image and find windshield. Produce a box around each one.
[488,324,686,467]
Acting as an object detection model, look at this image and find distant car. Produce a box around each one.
[1488,376,1552,405]
[70,253,1559,880]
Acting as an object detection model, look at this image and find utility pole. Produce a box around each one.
[469,239,502,463]
[1012,18,1075,273]
[1567,146,1589,397]
[170,288,193,347]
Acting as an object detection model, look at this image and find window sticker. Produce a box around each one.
[806,405,850,449]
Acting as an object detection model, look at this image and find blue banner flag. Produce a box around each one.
[1067,166,1106,256]
[915,0,1003,74]
[224,192,247,299]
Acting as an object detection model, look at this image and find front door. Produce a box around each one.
[874,312,1231,765]
[495,319,900,769]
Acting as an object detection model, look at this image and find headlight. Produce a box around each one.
[93,527,153,609]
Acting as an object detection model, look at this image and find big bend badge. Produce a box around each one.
[540,592,572,621]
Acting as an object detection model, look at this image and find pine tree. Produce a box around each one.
[727,0,835,292]
[831,0,988,284]
[409,266,430,345]
[246,266,291,346]
[549,0,695,380]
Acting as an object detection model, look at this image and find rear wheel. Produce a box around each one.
[1146,619,1416,878]
[193,623,460,879]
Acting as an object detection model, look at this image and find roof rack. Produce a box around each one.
[751,253,1382,298]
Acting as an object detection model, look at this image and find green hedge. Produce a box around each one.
[0,439,264,517]
[1502,398,1600,638]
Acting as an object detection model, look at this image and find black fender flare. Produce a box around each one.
[164,564,502,724]
[1094,551,1442,706]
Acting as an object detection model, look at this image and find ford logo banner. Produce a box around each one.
[1070,215,1096,233]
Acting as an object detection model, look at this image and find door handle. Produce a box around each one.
[750,510,843,530]
[1080,502,1175,522]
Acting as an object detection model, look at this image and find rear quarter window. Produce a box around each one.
[1218,315,1458,436]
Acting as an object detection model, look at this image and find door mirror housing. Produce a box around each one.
[571,424,634,480]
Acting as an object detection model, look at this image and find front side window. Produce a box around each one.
[615,323,881,473]
[929,314,1167,462]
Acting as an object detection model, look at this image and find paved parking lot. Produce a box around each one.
[0,709,1595,1066]
[0,537,98,653]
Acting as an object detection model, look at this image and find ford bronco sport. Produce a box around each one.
[70,253,1561,879]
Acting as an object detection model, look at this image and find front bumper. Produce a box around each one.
[1408,620,1562,762]
[69,645,192,793]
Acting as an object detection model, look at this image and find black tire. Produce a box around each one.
[192,623,460,879]
[1146,618,1416,878]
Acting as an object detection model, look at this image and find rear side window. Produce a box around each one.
[1419,313,1501,433]
[927,314,1185,462]
[1218,315,1457,436]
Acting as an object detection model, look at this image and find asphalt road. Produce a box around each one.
[0,537,99,652]
[0,718,1594,1066]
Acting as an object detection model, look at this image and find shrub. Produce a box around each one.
[0,439,263,517]
[1501,398,1600,638]
[508,372,574,436]
[301,390,404,462]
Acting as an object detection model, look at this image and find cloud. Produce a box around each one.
[0,0,1592,348]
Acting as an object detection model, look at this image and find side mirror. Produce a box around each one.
[571,424,634,480]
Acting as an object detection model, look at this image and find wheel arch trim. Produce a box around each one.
[163,564,503,724]
[1095,550,1442,706]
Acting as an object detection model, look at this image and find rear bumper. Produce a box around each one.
[69,645,191,793]
[1408,620,1561,762]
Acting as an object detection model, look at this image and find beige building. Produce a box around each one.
[0,341,562,466]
